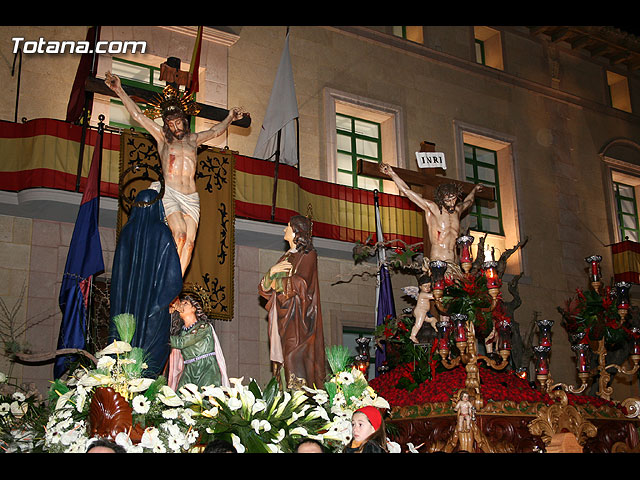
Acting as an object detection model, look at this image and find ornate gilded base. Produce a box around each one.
[389,414,545,453]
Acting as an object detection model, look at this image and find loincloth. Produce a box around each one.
[149,181,200,224]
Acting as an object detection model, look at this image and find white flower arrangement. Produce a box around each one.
[13,319,393,453]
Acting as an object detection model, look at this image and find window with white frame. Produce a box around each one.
[324,88,404,195]
[455,123,522,273]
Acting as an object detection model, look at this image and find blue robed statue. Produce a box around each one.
[109,188,183,378]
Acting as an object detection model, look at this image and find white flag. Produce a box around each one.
[253,31,299,166]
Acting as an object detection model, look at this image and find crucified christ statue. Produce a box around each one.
[105,71,246,277]
[379,162,484,266]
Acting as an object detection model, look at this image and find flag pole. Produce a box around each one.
[269,26,289,223]
[270,129,282,222]
[85,115,105,348]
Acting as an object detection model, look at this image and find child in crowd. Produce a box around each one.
[343,406,387,453]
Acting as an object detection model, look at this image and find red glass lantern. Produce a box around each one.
[457,235,474,273]
[572,343,589,374]
[631,328,640,356]
[536,319,554,347]
[452,314,467,343]
[585,255,602,283]
[429,260,448,292]
[497,320,512,351]
[483,260,500,289]
[533,346,550,375]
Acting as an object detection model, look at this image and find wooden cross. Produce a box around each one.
[357,141,496,255]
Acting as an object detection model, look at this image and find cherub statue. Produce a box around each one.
[403,273,437,343]
[454,389,476,432]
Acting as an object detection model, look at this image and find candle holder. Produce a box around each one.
[457,234,475,274]
[630,328,640,362]
[572,343,590,378]
[615,281,632,322]
[429,260,448,306]
[533,345,551,385]
[436,318,452,358]
[354,336,371,379]
[439,312,510,409]
[482,260,501,311]
[585,255,602,293]
[495,319,512,362]
[452,313,468,351]
[536,319,554,347]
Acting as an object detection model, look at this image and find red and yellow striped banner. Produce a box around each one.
[0,118,423,247]
[0,118,121,197]
[234,154,423,246]
[612,240,640,284]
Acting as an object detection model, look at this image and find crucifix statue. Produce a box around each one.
[358,141,495,270]
[104,71,246,277]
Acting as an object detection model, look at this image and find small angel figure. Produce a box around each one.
[402,274,437,343]
[454,390,475,432]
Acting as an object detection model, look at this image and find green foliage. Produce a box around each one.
[558,287,629,350]
[326,345,353,375]
[112,313,136,344]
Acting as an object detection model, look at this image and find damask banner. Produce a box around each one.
[118,130,235,321]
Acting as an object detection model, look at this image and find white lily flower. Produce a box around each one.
[227,397,243,411]
[274,391,291,417]
[387,440,401,453]
[240,388,256,406]
[306,405,330,422]
[128,377,154,393]
[78,373,113,388]
[290,389,308,409]
[273,429,286,444]
[179,383,203,404]
[202,406,219,418]
[55,390,74,410]
[158,386,184,407]
[201,385,226,402]
[140,427,161,450]
[0,371,6,383]
[266,443,283,453]
[407,442,423,453]
[231,433,245,453]
[371,396,390,409]
[96,340,131,357]
[0,403,10,416]
[251,399,267,415]
[229,377,245,388]
[290,426,308,436]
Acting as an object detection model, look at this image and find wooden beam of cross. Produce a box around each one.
[84,76,251,128]
[357,141,496,256]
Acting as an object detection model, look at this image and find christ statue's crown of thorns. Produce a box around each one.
[143,84,201,120]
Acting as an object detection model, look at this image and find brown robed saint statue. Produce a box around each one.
[259,214,326,389]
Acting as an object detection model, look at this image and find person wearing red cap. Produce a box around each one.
[343,406,388,453]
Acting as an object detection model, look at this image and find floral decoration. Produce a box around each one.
[558,287,632,350]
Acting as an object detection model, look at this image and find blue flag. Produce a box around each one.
[374,191,396,376]
[54,133,104,378]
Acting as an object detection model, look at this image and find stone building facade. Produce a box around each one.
[1,26,639,400]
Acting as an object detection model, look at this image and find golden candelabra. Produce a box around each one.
[539,255,640,401]
[438,313,511,410]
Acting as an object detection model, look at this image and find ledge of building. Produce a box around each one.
[0,189,361,262]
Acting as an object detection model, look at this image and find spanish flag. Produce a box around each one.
[612,239,640,284]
